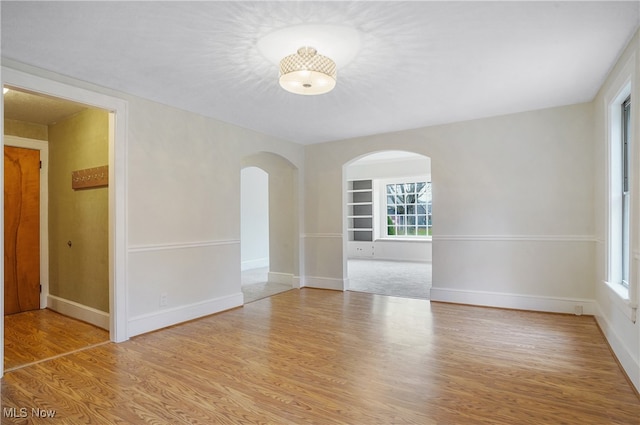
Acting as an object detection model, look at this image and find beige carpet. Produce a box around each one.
[243,260,431,302]
[347,259,432,299]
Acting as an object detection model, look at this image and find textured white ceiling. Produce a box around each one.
[2,1,638,144]
[4,88,89,125]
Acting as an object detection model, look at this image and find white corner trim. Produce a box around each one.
[594,303,640,393]
[302,276,345,291]
[47,295,110,330]
[127,292,243,337]
[429,287,597,315]
[3,135,48,150]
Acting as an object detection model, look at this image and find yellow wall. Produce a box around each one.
[4,118,48,140]
[48,109,109,312]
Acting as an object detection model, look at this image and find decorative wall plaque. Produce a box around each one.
[72,165,108,190]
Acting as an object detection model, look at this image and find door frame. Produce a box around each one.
[1,66,129,377]
[4,136,49,309]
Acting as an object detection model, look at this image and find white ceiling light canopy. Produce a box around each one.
[279,46,336,95]
[258,24,361,95]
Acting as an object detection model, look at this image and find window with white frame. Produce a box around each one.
[621,95,631,288]
[608,84,631,292]
[385,181,432,237]
[604,60,637,323]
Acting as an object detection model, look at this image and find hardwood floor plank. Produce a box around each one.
[4,309,109,371]
[1,289,638,424]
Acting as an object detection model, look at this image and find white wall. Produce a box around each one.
[305,102,596,314]
[593,29,640,393]
[124,97,303,335]
[241,167,269,270]
[346,154,431,180]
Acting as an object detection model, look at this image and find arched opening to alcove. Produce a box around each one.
[344,151,432,299]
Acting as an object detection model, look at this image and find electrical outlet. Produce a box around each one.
[160,292,168,307]
[574,305,583,316]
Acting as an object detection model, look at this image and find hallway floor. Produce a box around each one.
[241,267,292,303]
[4,309,109,372]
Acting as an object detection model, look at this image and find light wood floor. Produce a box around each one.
[1,289,639,424]
[4,309,109,372]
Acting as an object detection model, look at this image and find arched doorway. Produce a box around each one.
[344,151,432,299]
[240,152,299,303]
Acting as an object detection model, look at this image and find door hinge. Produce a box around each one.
[40,284,42,293]
[39,161,42,169]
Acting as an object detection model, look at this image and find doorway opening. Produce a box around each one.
[240,153,299,303]
[3,88,111,371]
[344,151,432,299]
[1,68,128,377]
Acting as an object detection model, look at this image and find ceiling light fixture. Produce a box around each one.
[279,46,337,95]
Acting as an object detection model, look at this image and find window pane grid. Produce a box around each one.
[386,181,431,237]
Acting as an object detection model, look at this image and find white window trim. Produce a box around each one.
[603,53,638,323]
[375,176,431,241]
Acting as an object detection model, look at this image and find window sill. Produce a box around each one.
[603,280,637,323]
[375,237,432,243]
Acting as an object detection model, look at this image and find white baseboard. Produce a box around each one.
[241,257,269,271]
[47,295,110,330]
[430,287,597,315]
[594,304,640,393]
[268,271,294,285]
[127,292,243,337]
[303,276,345,291]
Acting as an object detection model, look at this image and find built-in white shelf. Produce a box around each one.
[347,179,373,242]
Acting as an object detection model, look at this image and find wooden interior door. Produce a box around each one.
[4,146,40,315]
